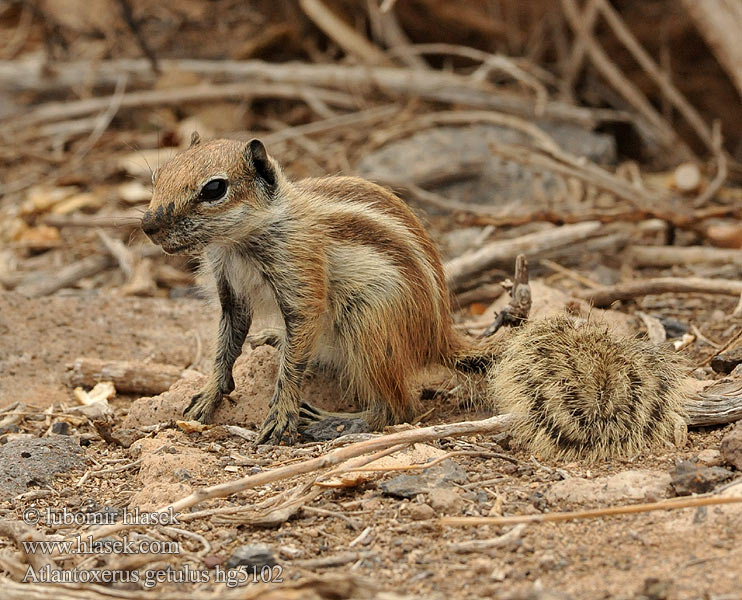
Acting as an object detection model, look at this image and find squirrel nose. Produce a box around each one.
[141,211,161,236]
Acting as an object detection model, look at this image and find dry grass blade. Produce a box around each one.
[577,277,742,307]
[442,495,742,528]
[65,415,512,549]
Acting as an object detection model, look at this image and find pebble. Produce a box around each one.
[720,421,742,470]
[407,503,435,521]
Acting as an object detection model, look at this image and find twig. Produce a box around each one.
[561,0,599,97]
[442,494,742,527]
[629,245,742,268]
[0,520,56,572]
[371,109,561,153]
[560,0,693,159]
[577,277,742,308]
[595,0,716,155]
[482,254,531,336]
[449,524,526,553]
[489,142,696,226]
[68,415,513,548]
[300,0,393,66]
[7,82,358,133]
[540,258,602,289]
[444,221,602,291]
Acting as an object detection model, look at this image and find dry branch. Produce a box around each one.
[686,380,742,427]
[629,246,742,268]
[442,494,742,528]
[65,358,193,395]
[71,415,513,547]
[560,0,692,159]
[0,58,628,129]
[577,277,742,307]
[681,0,742,98]
[14,255,115,297]
[444,221,602,291]
[6,82,358,133]
[299,0,393,66]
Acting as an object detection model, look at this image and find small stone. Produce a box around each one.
[379,460,467,498]
[427,488,463,513]
[408,503,435,521]
[301,417,370,442]
[50,422,70,435]
[720,421,742,470]
[470,557,493,575]
[670,461,733,496]
[696,449,722,466]
[546,470,672,505]
[537,552,557,571]
[638,577,672,600]
[710,347,742,374]
[203,555,224,568]
[225,544,277,570]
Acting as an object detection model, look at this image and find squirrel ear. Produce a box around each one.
[189,131,201,148]
[246,138,276,187]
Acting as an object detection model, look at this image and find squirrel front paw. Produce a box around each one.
[256,406,298,445]
[183,388,222,423]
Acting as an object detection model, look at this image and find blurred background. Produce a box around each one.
[0,0,740,300]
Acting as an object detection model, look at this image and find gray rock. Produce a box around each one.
[720,421,742,470]
[0,437,86,500]
[301,416,370,442]
[50,421,71,435]
[226,543,278,570]
[379,459,467,498]
[711,347,742,374]
[670,460,734,496]
[546,470,672,505]
[357,123,615,214]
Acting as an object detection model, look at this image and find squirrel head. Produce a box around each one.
[141,136,281,254]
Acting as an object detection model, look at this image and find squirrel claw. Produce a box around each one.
[183,390,220,423]
[257,409,298,445]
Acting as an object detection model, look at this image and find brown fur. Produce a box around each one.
[143,137,688,455]
[143,138,468,444]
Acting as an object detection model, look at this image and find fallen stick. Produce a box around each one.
[0,519,56,572]
[577,277,742,307]
[444,221,601,291]
[65,358,194,395]
[442,494,742,528]
[8,82,358,132]
[13,245,161,297]
[14,254,115,297]
[685,380,742,427]
[629,245,742,268]
[0,58,627,128]
[70,414,513,547]
[299,0,393,66]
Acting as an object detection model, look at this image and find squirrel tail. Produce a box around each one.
[486,316,688,461]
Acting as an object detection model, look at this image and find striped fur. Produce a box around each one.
[143,137,688,455]
[488,317,688,461]
[143,138,468,444]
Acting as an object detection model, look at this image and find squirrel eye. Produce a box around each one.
[199,178,228,202]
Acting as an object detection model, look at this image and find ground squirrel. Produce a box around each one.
[142,135,686,456]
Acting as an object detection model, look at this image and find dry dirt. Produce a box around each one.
[1,288,741,600]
